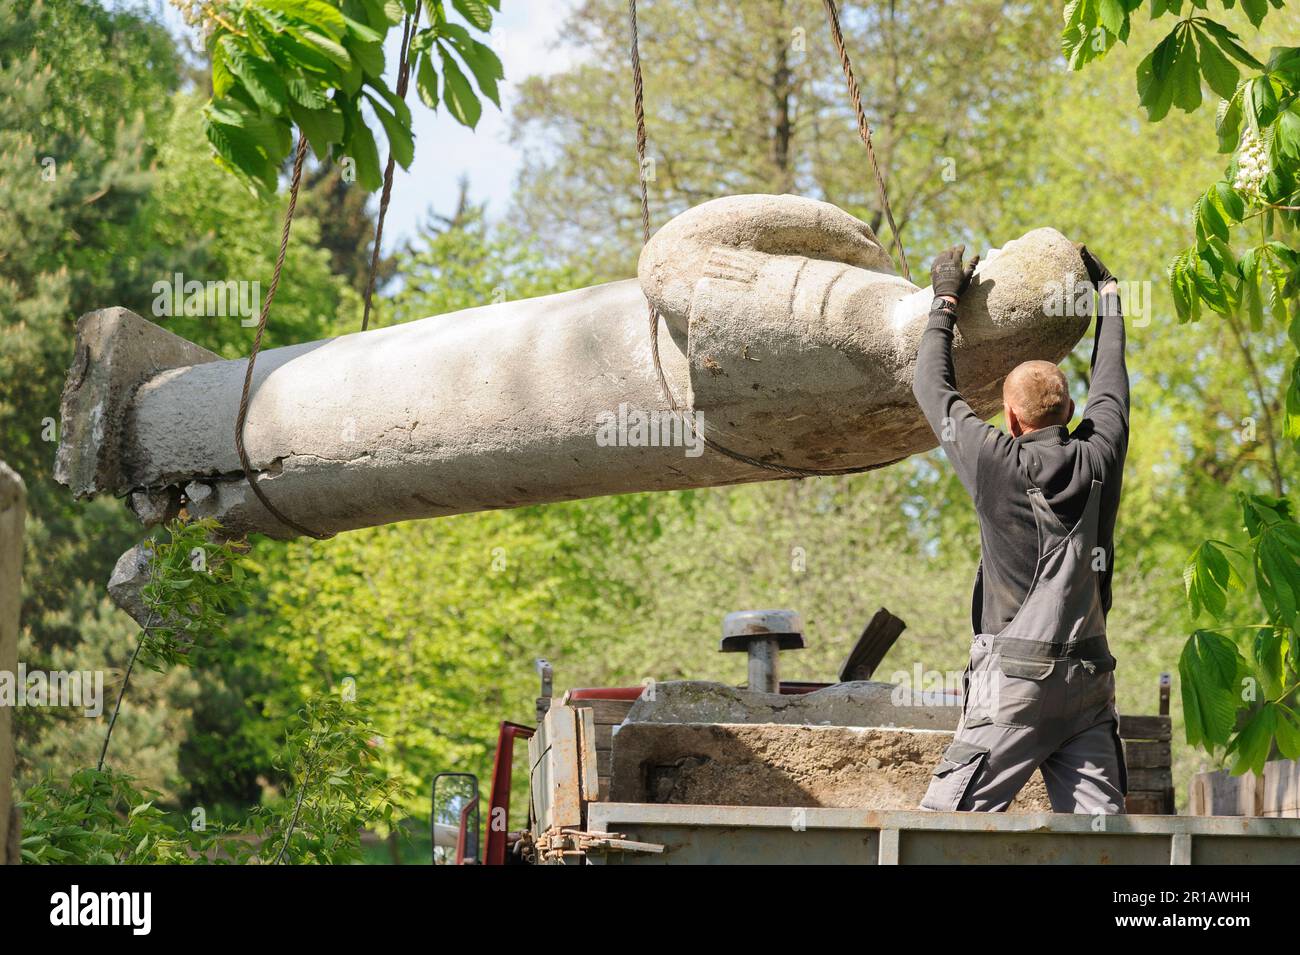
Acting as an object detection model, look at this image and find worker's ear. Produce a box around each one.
[1006,404,1023,437]
[1067,398,1076,424]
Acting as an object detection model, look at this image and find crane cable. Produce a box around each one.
[362,3,423,332]
[628,0,906,478]
[820,0,910,281]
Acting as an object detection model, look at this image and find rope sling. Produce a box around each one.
[234,7,421,539]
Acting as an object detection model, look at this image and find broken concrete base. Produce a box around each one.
[54,306,220,501]
[607,722,1051,812]
[627,680,962,731]
[107,544,153,629]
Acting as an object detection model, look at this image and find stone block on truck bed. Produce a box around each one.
[624,680,961,730]
[607,722,1052,812]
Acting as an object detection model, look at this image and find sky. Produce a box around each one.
[383,0,581,241]
[140,0,581,246]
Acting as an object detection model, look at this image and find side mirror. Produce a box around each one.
[431,772,480,865]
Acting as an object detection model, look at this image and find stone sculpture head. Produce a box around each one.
[1002,359,1073,437]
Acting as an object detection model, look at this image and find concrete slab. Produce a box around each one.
[627,679,961,731]
[607,722,1052,811]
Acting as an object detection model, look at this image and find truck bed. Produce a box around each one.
[582,804,1300,864]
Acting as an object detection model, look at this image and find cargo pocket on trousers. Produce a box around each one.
[921,739,989,811]
[994,657,1055,728]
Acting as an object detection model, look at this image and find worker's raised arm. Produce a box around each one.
[1077,246,1129,463]
[911,245,1000,500]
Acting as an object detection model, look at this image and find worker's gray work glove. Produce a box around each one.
[1078,244,1117,290]
[930,244,980,301]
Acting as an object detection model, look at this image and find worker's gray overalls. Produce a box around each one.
[920,479,1128,814]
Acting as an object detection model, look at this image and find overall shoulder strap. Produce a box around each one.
[1026,479,1104,550]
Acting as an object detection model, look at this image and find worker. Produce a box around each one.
[912,243,1128,814]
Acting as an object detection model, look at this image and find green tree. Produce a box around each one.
[1,0,375,803]
[139,96,359,354]
[508,0,1061,278]
[0,0,179,650]
[0,0,191,790]
[298,161,394,295]
[176,0,504,192]
[21,695,401,864]
[1061,0,1300,775]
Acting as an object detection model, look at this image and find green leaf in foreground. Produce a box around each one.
[1184,539,1241,619]
[1180,629,1247,749]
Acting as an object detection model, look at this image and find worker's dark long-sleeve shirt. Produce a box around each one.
[912,291,1129,636]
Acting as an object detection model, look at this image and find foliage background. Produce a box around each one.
[3,0,1299,854]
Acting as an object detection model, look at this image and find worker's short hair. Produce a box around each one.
[1003,360,1070,428]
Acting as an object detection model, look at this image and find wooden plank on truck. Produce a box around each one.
[1124,792,1168,815]
[1263,759,1300,817]
[528,723,551,834]
[1187,767,1264,816]
[565,695,637,804]
[577,705,600,804]
[1120,702,1175,814]
[1122,739,1171,769]
[1126,768,1172,793]
[544,704,584,829]
[1118,714,1171,741]
[566,697,637,725]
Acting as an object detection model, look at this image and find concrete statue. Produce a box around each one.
[57,193,1090,551]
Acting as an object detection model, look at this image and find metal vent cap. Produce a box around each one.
[720,609,805,652]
